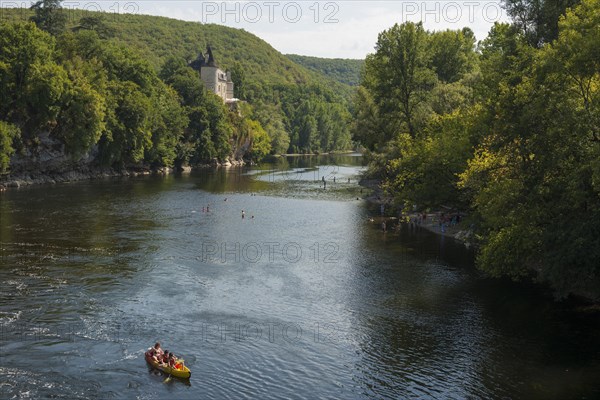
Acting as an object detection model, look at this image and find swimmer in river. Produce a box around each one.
[207,205,210,212]
[242,210,245,219]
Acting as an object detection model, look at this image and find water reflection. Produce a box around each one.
[0,154,599,399]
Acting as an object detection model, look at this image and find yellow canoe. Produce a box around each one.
[145,351,191,379]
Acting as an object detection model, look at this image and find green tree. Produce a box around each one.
[549,0,600,143]
[386,108,476,210]
[146,84,188,167]
[163,65,206,107]
[429,28,477,83]
[0,22,54,124]
[502,0,580,46]
[101,81,152,165]
[266,118,290,154]
[73,15,114,39]
[252,102,290,154]
[30,0,67,36]
[100,43,157,96]
[0,121,19,173]
[456,0,600,298]
[351,86,380,151]
[363,22,436,138]
[24,62,70,132]
[55,64,106,156]
[230,62,246,100]
[244,119,271,161]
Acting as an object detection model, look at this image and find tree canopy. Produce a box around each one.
[353,0,600,299]
[0,5,357,176]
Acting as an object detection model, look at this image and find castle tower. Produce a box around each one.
[190,45,234,102]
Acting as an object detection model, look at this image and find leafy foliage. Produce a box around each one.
[30,0,66,36]
[0,5,356,174]
[502,0,581,46]
[354,0,600,299]
[363,22,438,139]
[0,121,19,173]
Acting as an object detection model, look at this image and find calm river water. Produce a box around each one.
[0,154,599,399]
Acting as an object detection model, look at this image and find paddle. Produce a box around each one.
[163,358,173,383]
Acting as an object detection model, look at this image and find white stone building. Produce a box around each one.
[189,46,234,102]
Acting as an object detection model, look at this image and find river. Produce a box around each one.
[0,154,599,399]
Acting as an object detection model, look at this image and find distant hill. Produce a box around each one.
[0,7,356,174]
[1,8,355,97]
[286,54,365,86]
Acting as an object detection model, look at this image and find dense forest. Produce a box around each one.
[285,54,364,86]
[0,2,354,177]
[353,0,600,299]
[2,1,599,299]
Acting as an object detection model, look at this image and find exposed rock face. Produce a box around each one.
[0,132,166,189]
[8,131,91,176]
[0,132,246,190]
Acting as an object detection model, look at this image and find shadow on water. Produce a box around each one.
[347,214,600,399]
[0,153,599,399]
[146,365,192,387]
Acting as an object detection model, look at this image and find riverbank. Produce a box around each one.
[358,178,600,305]
[0,159,245,191]
[0,129,246,191]
[359,177,476,247]
[0,166,172,190]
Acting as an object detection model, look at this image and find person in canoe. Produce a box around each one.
[168,353,178,368]
[145,345,190,378]
[160,350,170,366]
[147,342,163,362]
[158,351,180,370]
[169,352,185,370]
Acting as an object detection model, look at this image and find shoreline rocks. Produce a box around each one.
[0,131,250,191]
[0,159,248,191]
[1,167,139,189]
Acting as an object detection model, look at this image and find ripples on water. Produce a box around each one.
[1,155,599,399]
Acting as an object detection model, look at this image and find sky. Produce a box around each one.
[2,0,511,58]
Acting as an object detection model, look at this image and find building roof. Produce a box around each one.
[205,45,218,67]
[189,45,219,70]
